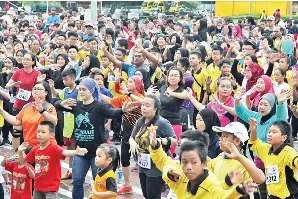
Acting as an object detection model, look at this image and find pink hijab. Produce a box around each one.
[250,75,275,109]
[233,24,242,40]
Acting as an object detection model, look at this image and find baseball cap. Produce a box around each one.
[267,16,275,21]
[85,23,95,29]
[212,122,249,143]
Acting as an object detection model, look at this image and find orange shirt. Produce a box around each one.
[17,102,57,147]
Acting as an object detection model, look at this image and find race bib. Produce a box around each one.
[107,74,115,82]
[35,163,41,174]
[138,153,151,169]
[16,88,31,101]
[266,165,280,184]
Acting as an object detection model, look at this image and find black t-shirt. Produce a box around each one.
[55,100,123,157]
[159,85,184,125]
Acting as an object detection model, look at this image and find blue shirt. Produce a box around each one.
[47,15,60,25]
[121,63,137,78]
[82,34,97,42]
[100,88,113,98]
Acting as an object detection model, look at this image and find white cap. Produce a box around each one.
[212,122,249,143]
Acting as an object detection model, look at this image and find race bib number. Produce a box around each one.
[138,153,151,169]
[35,163,41,174]
[16,88,31,101]
[266,165,279,184]
[107,74,115,82]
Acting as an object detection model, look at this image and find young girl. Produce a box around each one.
[89,144,119,199]
[273,68,290,95]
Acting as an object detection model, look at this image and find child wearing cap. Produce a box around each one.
[208,122,265,189]
[249,118,298,199]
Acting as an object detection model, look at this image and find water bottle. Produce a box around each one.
[117,168,123,184]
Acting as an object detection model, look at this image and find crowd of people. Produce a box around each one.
[0,5,297,199]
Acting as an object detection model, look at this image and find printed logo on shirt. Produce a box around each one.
[12,172,26,191]
[35,155,50,175]
[75,112,95,142]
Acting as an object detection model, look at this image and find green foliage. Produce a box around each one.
[180,1,201,9]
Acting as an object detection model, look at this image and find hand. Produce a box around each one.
[185,87,193,100]
[289,104,297,113]
[248,118,258,133]
[168,169,181,182]
[246,85,257,96]
[5,184,11,194]
[241,180,257,196]
[234,87,246,100]
[228,170,243,185]
[98,41,106,51]
[165,88,172,97]
[236,52,245,61]
[147,85,159,95]
[223,142,241,160]
[76,146,88,156]
[148,125,158,147]
[122,102,139,112]
[277,89,292,104]
[119,82,129,95]
[212,94,223,106]
[88,194,92,199]
[18,142,29,152]
[3,153,10,162]
[291,69,298,87]
[12,81,22,88]
[129,138,139,154]
[33,97,44,112]
[50,64,61,71]
[37,73,46,82]
[61,98,77,110]
[205,76,212,86]
[48,79,55,89]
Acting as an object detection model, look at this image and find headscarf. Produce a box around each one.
[233,24,242,40]
[246,62,264,91]
[199,108,221,158]
[6,56,17,68]
[260,93,277,124]
[127,32,136,51]
[135,67,150,91]
[281,39,295,56]
[80,78,102,101]
[177,47,189,58]
[56,53,69,68]
[81,55,100,77]
[130,75,145,95]
[251,75,275,109]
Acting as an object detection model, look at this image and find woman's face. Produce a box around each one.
[244,56,252,65]
[256,78,266,92]
[167,69,180,86]
[196,114,206,131]
[157,37,166,47]
[10,28,17,35]
[182,28,188,34]
[260,38,269,49]
[84,56,90,67]
[258,98,272,116]
[7,36,13,43]
[244,67,252,79]
[4,58,13,69]
[57,56,66,67]
[6,44,13,53]
[273,70,284,83]
[127,78,137,92]
[141,97,156,119]
[175,50,182,60]
[171,36,177,43]
[32,83,47,100]
[14,43,23,52]
[232,27,237,35]
[135,71,144,79]
[22,54,33,68]
[217,79,232,97]
[79,84,92,101]
[47,54,55,64]
[15,51,23,63]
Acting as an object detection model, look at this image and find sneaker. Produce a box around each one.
[61,170,72,180]
[0,139,11,146]
[118,184,133,195]
[131,165,138,172]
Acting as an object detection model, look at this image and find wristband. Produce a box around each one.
[5,181,11,185]
[40,107,46,114]
[128,92,133,97]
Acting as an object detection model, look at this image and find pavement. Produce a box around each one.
[2,139,298,199]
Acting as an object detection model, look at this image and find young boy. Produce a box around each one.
[18,121,88,199]
[148,127,257,199]
[1,148,35,199]
[50,68,79,180]
[249,118,298,199]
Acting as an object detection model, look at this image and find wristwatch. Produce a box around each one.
[5,181,11,185]
[39,107,46,114]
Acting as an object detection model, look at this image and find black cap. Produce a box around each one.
[244,40,257,50]
[166,18,175,25]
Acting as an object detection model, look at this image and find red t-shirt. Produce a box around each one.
[5,161,34,199]
[11,69,40,110]
[25,144,66,192]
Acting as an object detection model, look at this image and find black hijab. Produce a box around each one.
[81,55,100,77]
[136,67,151,91]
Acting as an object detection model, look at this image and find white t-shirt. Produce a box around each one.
[273,82,290,95]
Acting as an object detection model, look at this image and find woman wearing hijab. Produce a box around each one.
[196,19,208,42]
[52,53,70,89]
[135,67,151,91]
[174,47,189,61]
[196,108,221,159]
[101,75,145,195]
[55,78,137,199]
[232,24,242,40]
[80,55,100,78]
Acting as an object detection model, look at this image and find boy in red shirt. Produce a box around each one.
[18,121,88,199]
[1,148,35,199]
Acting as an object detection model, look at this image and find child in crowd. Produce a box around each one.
[89,143,119,199]
[18,121,88,199]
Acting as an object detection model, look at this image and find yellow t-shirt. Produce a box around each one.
[92,169,117,199]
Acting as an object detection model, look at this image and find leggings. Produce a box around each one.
[170,124,182,155]
[139,172,165,199]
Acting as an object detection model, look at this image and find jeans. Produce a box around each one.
[33,191,58,199]
[139,172,165,199]
[72,155,98,199]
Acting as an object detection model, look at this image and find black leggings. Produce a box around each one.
[139,172,165,199]
[0,184,3,199]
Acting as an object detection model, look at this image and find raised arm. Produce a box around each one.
[99,42,122,68]
[0,106,21,126]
